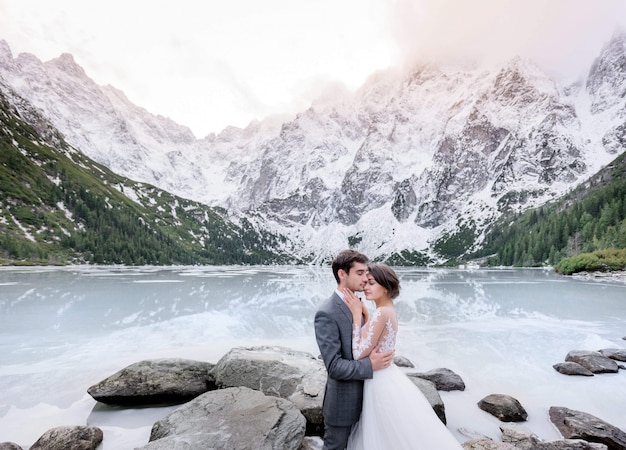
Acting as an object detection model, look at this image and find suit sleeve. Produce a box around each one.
[315,309,373,381]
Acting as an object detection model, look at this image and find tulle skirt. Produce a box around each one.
[347,364,463,450]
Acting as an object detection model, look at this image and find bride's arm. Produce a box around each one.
[351,308,388,360]
[344,290,388,360]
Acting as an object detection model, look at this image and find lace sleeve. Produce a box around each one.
[352,308,388,360]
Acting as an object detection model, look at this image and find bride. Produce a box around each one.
[343,264,463,450]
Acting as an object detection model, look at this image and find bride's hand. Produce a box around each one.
[343,289,368,322]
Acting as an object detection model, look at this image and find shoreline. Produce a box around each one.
[571,269,626,283]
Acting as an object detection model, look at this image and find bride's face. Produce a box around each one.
[364,274,387,302]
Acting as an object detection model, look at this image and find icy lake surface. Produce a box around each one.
[1,265,624,449]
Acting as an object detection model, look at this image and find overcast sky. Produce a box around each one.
[1,0,625,138]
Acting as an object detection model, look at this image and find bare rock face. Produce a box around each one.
[87,358,216,406]
[211,346,326,430]
[138,386,306,450]
[29,426,103,450]
[477,394,528,422]
[549,406,626,450]
[587,33,626,114]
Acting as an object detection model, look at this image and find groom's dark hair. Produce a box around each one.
[332,249,369,283]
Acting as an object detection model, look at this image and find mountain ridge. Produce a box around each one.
[0,80,293,265]
[1,36,625,263]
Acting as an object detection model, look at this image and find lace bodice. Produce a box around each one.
[352,306,397,360]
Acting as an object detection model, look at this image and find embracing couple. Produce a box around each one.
[314,249,462,450]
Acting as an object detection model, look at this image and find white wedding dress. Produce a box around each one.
[347,306,463,450]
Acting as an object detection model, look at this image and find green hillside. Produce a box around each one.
[0,87,295,266]
[470,151,626,268]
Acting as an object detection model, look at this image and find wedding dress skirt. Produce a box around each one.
[347,364,463,450]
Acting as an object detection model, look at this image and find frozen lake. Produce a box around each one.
[0,265,625,449]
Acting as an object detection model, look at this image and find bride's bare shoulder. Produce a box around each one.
[376,305,395,317]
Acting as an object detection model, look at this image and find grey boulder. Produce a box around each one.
[553,362,595,376]
[211,346,326,428]
[406,374,447,424]
[408,367,466,391]
[549,406,626,450]
[29,426,103,450]
[599,348,626,362]
[477,394,528,422]
[87,358,216,406]
[500,425,608,449]
[461,425,608,449]
[393,355,415,367]
[138,386,306,450]
[565,351,619,374]
[0,443,23,450]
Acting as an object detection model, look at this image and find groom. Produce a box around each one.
[314,249,394,450]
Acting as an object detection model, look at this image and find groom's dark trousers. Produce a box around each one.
[314,292,373,450]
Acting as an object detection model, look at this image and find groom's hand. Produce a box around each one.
[369,344,394,371]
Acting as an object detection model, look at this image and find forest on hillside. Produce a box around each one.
[472,152,626,268]
[0,88,293,266]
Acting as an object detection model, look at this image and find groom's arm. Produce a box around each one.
[314,310,373,380]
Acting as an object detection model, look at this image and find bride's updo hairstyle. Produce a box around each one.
[367,264,400,300]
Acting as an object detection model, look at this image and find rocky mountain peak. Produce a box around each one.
[1,35,625,261]
[586,32,626,113]
[0,40,13,64]
[46,53,88,78]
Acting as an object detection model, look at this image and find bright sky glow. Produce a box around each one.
[0,0,624,138]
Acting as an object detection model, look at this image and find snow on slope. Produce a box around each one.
[1,35,624,261]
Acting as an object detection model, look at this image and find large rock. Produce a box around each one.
[406,374,447,424]
[87,358,215,406]
[211,346,326,429]
[478,394,528,422]
[29,426,103,450]
[0,444,23,450]
[462,438,517,449]
[565,351,619,374]
[599,348,626,362]
[500,425,608,449]
[553,362,595,376]
[549,407,626,450]
[408,367,466,391]
[394,355,415,368]
[138,386,306,450]
[461,426,608,449]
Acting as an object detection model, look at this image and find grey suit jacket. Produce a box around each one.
[314,292,373,427]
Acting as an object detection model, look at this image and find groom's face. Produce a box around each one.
[344,262,369,293]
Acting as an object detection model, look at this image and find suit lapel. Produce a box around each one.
[332,292,352,324]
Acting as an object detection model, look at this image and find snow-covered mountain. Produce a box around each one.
[1,34,624,262]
